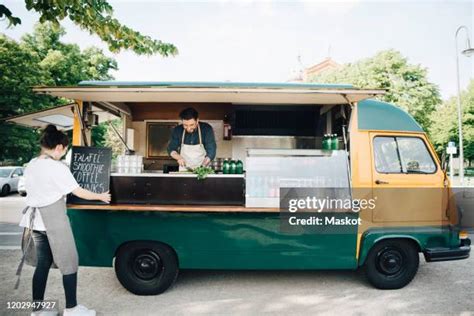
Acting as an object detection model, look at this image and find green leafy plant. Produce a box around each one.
[193,166,215,180]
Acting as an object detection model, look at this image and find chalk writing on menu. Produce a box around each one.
[68,146,112,204]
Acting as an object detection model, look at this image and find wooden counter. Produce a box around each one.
[67,203,279,213]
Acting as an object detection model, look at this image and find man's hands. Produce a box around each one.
[171,151,211,167]
[202,157,211,167]
[177,158,186,167]
[171,151,186,167]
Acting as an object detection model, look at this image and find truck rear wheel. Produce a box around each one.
[115,241,179,295]
[365,239,419,289]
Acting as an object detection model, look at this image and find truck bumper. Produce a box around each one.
[423,238,471,262]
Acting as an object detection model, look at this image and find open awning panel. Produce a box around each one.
[4,103,120,130]
[32,83,385,105]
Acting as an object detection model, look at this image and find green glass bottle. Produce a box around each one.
[236,160,244,174]
[223,159,230,174]
[230,160,237,174]
[331,134,339,150]
[322,134,329,150]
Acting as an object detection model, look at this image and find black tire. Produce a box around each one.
[0,185,10,197]
[20,192,27,197]
[115,241,179,295]
[365,239,419,289]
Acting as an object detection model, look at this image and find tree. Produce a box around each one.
[1,1,177,56]
[430,80,474,166]
[308,50,442,130]
[103,119,127,160]
[0,33,52,164]
[21,23,117,85]
[0,23,118,164]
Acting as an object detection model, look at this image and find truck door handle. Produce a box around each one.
[375,180,389,185]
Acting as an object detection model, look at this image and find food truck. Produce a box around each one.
[5,81,471,294]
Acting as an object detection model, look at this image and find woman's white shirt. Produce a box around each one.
[19,157,80,231]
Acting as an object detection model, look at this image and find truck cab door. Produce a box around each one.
[369,133,446,223]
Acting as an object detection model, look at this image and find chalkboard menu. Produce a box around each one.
[67,146,112,205]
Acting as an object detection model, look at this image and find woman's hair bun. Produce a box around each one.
[44,124,58,133]
[40,124,69,149]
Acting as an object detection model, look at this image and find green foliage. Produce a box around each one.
[3,0,178,56]
[429,80,474,165]
[308,50,441,130]
[91,123,108,148]
[0,33,53,164]
[103,119,126,159]
[0,23,117,164]
[21,23,118,85]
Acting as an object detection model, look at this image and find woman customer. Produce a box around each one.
[17,124,111,316]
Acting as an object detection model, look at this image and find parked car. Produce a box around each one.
[0,166,24,197]
[18,175,26,196]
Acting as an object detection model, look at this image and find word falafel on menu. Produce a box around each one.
[68,146,112,204]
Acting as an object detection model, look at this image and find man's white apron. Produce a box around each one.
[179,124,207,170]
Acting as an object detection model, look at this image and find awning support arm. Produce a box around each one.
[107,121,135,155]
[341,94,356,109]
[341,94,354,201]
[73,102,89,147]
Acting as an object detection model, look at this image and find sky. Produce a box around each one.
[2,0,473,101]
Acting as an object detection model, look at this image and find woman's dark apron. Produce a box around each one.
[14,157,79,289]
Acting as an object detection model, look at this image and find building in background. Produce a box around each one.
[288,57,341,82]
[304,57,340,80]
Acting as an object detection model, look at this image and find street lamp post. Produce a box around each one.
[454,25,474,186]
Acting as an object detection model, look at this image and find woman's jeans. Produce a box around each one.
[32,230,77,310]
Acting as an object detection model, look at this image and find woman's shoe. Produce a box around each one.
[63,304,96,316]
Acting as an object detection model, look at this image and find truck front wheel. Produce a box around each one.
[115,241,179,295]
[365,239,419,289]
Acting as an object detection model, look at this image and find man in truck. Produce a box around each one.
[167,107,217,170]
